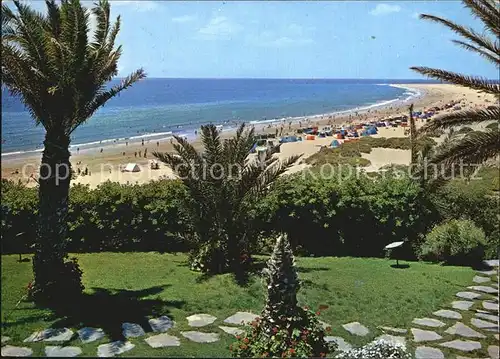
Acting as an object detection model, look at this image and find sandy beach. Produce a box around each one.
[2,83,495,188]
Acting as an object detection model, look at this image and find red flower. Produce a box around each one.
[319,304,329,310]
[243,338,249,344]
[289,348,296,354]
[326,326,332,332]
[236,335,241,340]
[316,311,321,315]
[272,327,278,333]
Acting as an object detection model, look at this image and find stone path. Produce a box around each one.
[2,260,497,358]
[409,261,498,359]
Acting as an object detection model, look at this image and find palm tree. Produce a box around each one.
[154,124,300,277]
[1,0,145,304]
[410,0,499,168]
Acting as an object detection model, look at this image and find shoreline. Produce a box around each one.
[1,83,418,158]
[2,83,495,188]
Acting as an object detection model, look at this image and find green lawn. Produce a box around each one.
[0,253,486,357]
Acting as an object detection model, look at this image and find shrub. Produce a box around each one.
[486,122,498,130]
[335,339,411,359]
[419,219,486,265]
[231,235,334,358]
[256,172,437,258]
[457,126,473,134]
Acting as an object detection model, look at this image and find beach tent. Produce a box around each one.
[368,127,378,135]
[124,163,140,172]
[331,140,340,148]
[360,131,369,137]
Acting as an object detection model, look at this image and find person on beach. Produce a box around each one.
[77,147,80,153]
[156,141,159,147]
[141,139,144,146]
[134,152,137,158]
[126,142,128,146]
[195,130,197,136]
[144,148,147,158]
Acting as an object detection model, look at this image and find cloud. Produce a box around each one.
[370,4,401,16]
[109,1,158,12]
[412,12,421,19]
[196,16,242,40]
[249,25,315,48]
[172,15,197,23]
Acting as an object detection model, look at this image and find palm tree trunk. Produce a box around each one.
[409,104,418,164]
[32,132,80,304]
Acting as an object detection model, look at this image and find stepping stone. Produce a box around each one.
[444,322,486,339]
[45,346,82,357]
[433,309,462,320]
[219,326,245,337]
[456,292,482,300]
[483,301,499,311]
[77,327,105,344]
[412,318,446,328]
[342,322,369,336]
[411,328,443,342]
[473,275,490,283]
[325,336,352,351]
[24,328,74,342]
[187,314,217,327]
[452,301,474,310]
[122,323,145,338]
[415,346,444,359]
[468,286,498,294]
[375,334,406,346]
[439,340,481,352]
[1,336,10,345]
[477,270,497,276]
[484,259,499,267]
[97,341,135,357]
[379,326,407,334]
[223,312,259,326]
[149,316,174,333]
[144,333,181,348]
[475,312,499,323]
[181,331,219,343]
[1,345,33,357]
[489,345,499,359]
[470,318,498,329]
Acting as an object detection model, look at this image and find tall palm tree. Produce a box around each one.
[154,124,300,277]
[1,0,145,304]
[411,0,499,167]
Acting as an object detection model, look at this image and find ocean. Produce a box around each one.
[1,78,431,156]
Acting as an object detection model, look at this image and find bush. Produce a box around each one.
[335,339,411,359]
[457,126,473,134]
[256,172,437,258]
[419,219,486,265]
[1,179,190,254]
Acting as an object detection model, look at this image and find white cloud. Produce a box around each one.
[370,4,401,16]
[249,26,315,48]
[172,15,197,23]
[196,16,242,40]
[412,12,421,19]
[109,1,158,12]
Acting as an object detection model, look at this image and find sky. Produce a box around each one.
[17,1,500,79]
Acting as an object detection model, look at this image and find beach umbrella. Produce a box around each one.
[331,140,340,148]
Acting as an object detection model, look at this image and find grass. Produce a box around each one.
[2,253,484,357]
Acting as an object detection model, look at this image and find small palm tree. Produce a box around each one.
[1,0,145,304]
[154,124,300,276]
[411,0,499,167]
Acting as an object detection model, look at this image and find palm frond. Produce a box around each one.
[431,129,499,166]
[452,39,500,66]
[463,0,500,37]
[417,106,500,135]
[410,67,500,96]
[73,68,145,133]
[419,13,499,60]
